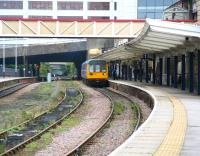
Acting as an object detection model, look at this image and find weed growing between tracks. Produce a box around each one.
[0,81,79,133]
[113,101,125,115]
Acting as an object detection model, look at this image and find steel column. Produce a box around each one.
[2,43,5,77]
[15,44,18,77]
[159,58,163,85]
[181,55,186,90]
[146,55,149,83]
[118,61,121,79]
[174,56,178,88]
[125,64,128,80]
[153,54,156,84]
[166,57,170,86]
[189,52,194,93]
[198,50,200,95]
[139,60,142,82]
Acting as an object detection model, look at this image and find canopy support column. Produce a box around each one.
[181,55,186,90]
[159,58,163,85]
[198,50,200,95]
[174,56,178,88]
[153,54,156,84]
[189,52,194,93]
[166,57,170,86]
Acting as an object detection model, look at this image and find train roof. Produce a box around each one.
[82,59,106,64]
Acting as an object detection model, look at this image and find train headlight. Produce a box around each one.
[103,73,106,76]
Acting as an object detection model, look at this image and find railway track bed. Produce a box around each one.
[0,87,83,156]
[0,83,30,98]
[68,87,141,156]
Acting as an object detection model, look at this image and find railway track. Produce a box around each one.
[66,88,141,156]
[0,88,83,156]
[0,83,29,98]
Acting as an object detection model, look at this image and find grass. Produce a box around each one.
[0,81,80,133]
[113,101,125,115]
[24,132,54,153]
[0,144,5,153]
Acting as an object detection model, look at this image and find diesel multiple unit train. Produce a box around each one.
[81,59,108,86]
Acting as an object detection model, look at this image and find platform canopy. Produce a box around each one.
[97,19,200,61]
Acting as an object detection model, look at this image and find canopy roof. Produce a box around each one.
[97,19,200,61]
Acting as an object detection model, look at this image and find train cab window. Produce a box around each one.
[96,65,100,72]
[89,65,94,72]
[101,65,106,72]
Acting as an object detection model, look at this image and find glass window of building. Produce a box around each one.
[57,16,83,19]
[88,2,110,10]
[137,0,177,19]
[57,1,83,10]
[138,0,146,7]
[88,16,110,19]
[28,1,52,10]
[0,15,23,18]
[0,1,23,9]
[29,15,52,19]
[114,2,117,10]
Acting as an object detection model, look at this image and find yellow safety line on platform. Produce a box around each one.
[153,96,187,156]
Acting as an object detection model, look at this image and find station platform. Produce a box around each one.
[0,77,36,89]
[0,77,25,82]
[109,80,200,156]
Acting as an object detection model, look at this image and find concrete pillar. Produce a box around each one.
[198,50,200,95]
[159,58,163,85]
[189,52,194,93]
[75,62,82,80]
[181,55,186,90]
[174,56,178,88]
[153,54,156,84]
[166,57,170,86]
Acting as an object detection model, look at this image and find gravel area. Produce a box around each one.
[34,82,111,156]
[81,88,136,156]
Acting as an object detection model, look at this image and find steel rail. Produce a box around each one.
[0,87,84,156]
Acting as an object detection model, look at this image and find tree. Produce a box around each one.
[40,63,51,77]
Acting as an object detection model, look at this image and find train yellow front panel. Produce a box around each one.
[86,72,108,80]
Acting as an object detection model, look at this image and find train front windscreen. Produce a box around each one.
[89,60,107,73]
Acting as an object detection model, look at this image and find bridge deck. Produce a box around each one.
[109,80,200,156]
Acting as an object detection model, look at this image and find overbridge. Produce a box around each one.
[0,19,145,38]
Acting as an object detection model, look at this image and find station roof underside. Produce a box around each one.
[97,19,200,61]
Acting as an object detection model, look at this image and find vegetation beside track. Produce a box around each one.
[0,81,79,133]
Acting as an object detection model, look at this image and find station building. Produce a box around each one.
[0,0,186,20]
